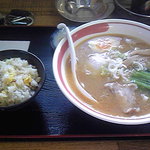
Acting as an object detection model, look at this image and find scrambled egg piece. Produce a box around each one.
[23,75,32,86]
[3,72,15,84]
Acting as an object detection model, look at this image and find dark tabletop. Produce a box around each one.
[0,4,149,138]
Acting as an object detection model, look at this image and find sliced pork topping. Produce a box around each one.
[130,49,150,56]
[105,82,140,114]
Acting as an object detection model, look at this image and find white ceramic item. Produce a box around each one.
[53,19,150,125]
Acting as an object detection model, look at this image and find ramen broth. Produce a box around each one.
[65,34,150,117]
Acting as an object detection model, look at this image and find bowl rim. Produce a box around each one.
[53,19,150,125]
[0,49,45,110]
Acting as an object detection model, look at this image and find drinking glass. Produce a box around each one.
[56,0,115,22]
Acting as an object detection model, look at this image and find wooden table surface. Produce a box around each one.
[0,0,150,149]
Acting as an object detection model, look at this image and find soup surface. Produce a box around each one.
[65,34,150,117]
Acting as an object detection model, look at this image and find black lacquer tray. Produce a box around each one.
[0,6,150,139]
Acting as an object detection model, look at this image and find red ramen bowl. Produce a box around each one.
[53,19,150,125]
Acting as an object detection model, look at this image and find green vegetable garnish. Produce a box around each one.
[130,70,150,90]
[99,66,109,76]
